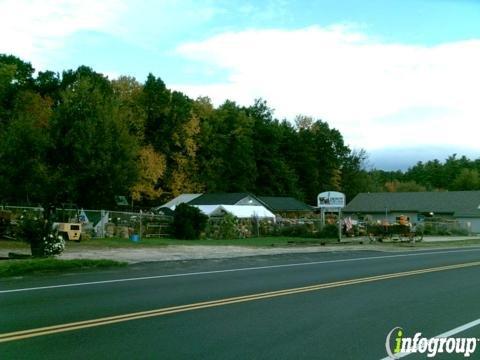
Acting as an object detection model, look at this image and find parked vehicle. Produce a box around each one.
[54,222,82,242]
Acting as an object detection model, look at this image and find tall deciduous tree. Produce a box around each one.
[249,99,300,197]
[51,73,138,208]
[0,91,53,203]
[452,169,480,190]
[198,101,256,192]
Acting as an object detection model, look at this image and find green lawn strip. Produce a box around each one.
[67,236,341,249]
[58,237,480,249]
[0,258,127,277]
[4,237,480,253]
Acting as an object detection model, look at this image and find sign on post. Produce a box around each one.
[317,191,345,210]
[317,191,345,242]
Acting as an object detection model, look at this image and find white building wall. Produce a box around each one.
[456,218,480,234]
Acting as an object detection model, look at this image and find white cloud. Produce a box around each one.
[0,0,126,69]
[173,26,480,152]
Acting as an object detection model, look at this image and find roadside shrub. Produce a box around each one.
[173,203,208,240]
[421,222,468,236]
[17,212,65,257]
[258,219,274,236]
[216,214,238,239]
[317,224,339,239]
[206,214,240,239]
[448,227,469,236]
[422,223,434,235]
[275,224,314,238]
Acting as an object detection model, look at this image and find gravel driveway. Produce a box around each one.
[56,244,419,263]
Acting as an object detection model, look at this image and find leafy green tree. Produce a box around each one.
[340,150,377,201]
[0,91,53,204]
[112,76,146,142]
[141,74,170,147]
[286,115,349,204]
[0,54,34,87]
[197,101,256,192]
[249,99,300,197]
[452,169,480,190]
[35,70,61,105]
[51,74,138,208]
[0,55,35,128]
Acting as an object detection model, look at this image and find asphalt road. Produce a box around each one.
[2,247,480,359]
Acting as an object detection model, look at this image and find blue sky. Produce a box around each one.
[1,0,480,170]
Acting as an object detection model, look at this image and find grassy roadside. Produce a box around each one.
[61,236,480,248]
[0,237,339,250]
[68,237,343,248]
[0,258,127,278]
[2,236,480,251]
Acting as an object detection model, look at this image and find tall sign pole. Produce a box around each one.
[338,209,342,242]
[317,191,346,242]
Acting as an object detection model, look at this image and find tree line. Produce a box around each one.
[0,54,477,209]
[370,155,480,193]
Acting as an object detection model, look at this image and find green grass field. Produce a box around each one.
[2,236,480,252]
[60,236,342,249]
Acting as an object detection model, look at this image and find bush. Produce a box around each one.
[206,214,240,239]
[421,222,468,236]
[173,203,208,240]
[17,211,65,257]
[450,227,469,236]
[275,224,314,238]
[317,224,339,239]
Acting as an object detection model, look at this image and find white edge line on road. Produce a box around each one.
[2,247,480,294]
[380,318,480,359]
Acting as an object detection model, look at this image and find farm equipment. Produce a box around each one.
[51,203,82,242]
[53,222,82,242]
[366,216,423,243]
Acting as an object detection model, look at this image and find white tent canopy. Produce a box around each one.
[155,194,202,210]
[193,205,275,220]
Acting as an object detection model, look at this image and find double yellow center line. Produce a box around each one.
[2,261,480,343]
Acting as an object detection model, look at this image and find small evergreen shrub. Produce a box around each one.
[173,203,208,240]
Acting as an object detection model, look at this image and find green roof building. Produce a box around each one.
[344,191,480,233]
[258,196,313,218]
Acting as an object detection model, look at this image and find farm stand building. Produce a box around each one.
[343,191,480,233]
[258,196,314,218]
[157,193,311,220]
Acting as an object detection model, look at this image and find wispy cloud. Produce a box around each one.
[173,25,480,152]
[0,0,126,69]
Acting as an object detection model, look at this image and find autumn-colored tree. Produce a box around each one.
[131,145,166,201]
[164,92,202,195]
[384,180,426,192]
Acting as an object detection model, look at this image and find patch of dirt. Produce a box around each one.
[53,244,406,263]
